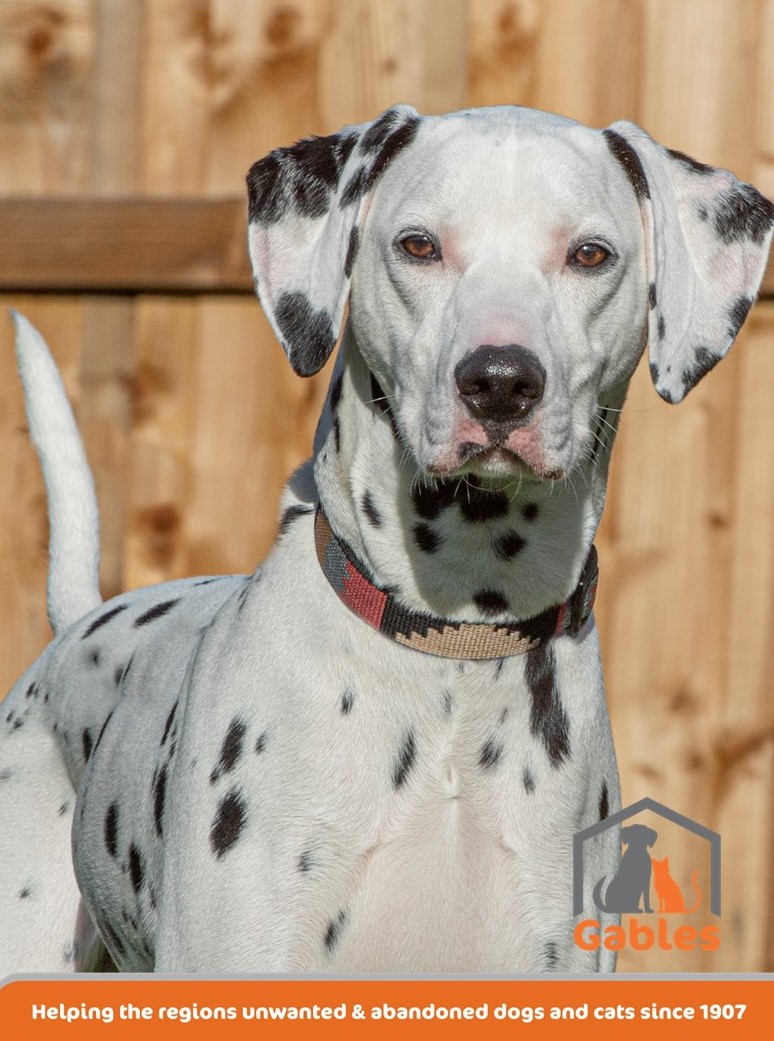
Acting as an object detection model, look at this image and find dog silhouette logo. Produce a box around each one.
[591,823,702,915]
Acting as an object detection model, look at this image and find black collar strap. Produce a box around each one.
[314,506,598,660]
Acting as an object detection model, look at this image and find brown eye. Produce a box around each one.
[571,242,610,268]
[399,234,440,260]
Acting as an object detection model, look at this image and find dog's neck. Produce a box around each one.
[313,326,621,623]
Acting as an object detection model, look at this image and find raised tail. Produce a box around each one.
[11,312,102,633]
[686,868,702,914]
[592,875,608,914]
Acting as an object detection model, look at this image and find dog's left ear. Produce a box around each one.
[603,121,774,403]
[246,105,421,376]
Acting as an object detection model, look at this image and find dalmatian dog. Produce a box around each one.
[1,105,772,977]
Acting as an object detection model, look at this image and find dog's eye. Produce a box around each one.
[570,242,611,269]
[399,234,441,261]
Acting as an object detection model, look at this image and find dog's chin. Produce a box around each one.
[427,444,565,484]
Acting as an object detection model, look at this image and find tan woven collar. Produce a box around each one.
[314,506,598,660]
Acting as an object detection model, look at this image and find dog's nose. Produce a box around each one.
[455,345,546,426]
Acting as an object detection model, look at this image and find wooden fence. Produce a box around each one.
[0,0,773,973]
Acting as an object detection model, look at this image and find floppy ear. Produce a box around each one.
[246,105,421,376]
[603,121,774,403]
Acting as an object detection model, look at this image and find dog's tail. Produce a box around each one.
[592,875,609,913]
[11,312,102,633]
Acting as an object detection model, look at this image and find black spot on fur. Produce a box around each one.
[359,108,405,154]
[392,730,416,789]
[93,711,114,758]
[413,522,441,553]
[479,738,503,770]
[275,291,335,377]
[210,789,247,858]
[25,682,37,699]
[522,502,539,521]
[298,849,314,873]
[153,765,167,837]
[81,604,128,639]
[134,599,180,626]
[340,689,354,715]
[161,701,178,747]
[58,801,70,816]
[345,226,360,278]
[599,781,609,821]
[682,345,721,394]
[90,650,100,667]
[459,488,509,523]
[603,129,650,201]
[210,718,247,784]
[105,803,118,853]
[279,504,313,535]
[194,576,227,586]
[330,372,344,412]
[361,491,383,528]
[341,112,420,206]
[665,148,714,175]
[473,590,510,615]
[494,530,525,559]
[523,768,535,793]
[411,480,457,520]
[713,182,774,245]
[324,910,347,952]
[649,362,660,386]
[128,843,145,893]
[255,731,268,754]
[442,689,453,717]
[727,295,754,339]
[333,416,341,452]
[657,314,666,341]
[19,885,32,899]
[648,282,657,310]
[82,729,93,762]
[526,644,570,767]
[246,131,358,225]
[544,941,560,970]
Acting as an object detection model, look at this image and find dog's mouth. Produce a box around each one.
[437,439,565,483]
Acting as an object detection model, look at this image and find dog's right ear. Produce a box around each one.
[247,106,421,376]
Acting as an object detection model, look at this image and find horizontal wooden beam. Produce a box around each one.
[0,197,773,297]
[0,198,254,293]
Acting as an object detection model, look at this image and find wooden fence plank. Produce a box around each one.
[0,198,251,292]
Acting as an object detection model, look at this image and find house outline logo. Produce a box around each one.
[572,796,721,917]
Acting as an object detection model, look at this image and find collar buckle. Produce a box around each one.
[567,545,599,635]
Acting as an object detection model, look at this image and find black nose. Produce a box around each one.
[455,344,546,426]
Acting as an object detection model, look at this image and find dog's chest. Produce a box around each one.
[250,649,590,972]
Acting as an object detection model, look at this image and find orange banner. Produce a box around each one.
[1,977,771,1040]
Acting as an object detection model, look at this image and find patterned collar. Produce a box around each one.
[314,505,598,660]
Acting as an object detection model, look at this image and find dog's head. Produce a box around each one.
[247,106,773,482]
[620,824,659,851]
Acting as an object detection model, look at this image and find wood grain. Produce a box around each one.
[0,198,251,292]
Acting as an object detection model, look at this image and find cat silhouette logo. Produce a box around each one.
[572,797,721,954]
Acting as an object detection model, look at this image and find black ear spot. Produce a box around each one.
[712,182,774,245]
[275,292,335,377]
[247,131,360,225]
[665,148,714,175]
[340,114,420,206]
[727,295,754,338]
[682,345,721,394]
[603,129,650,200]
